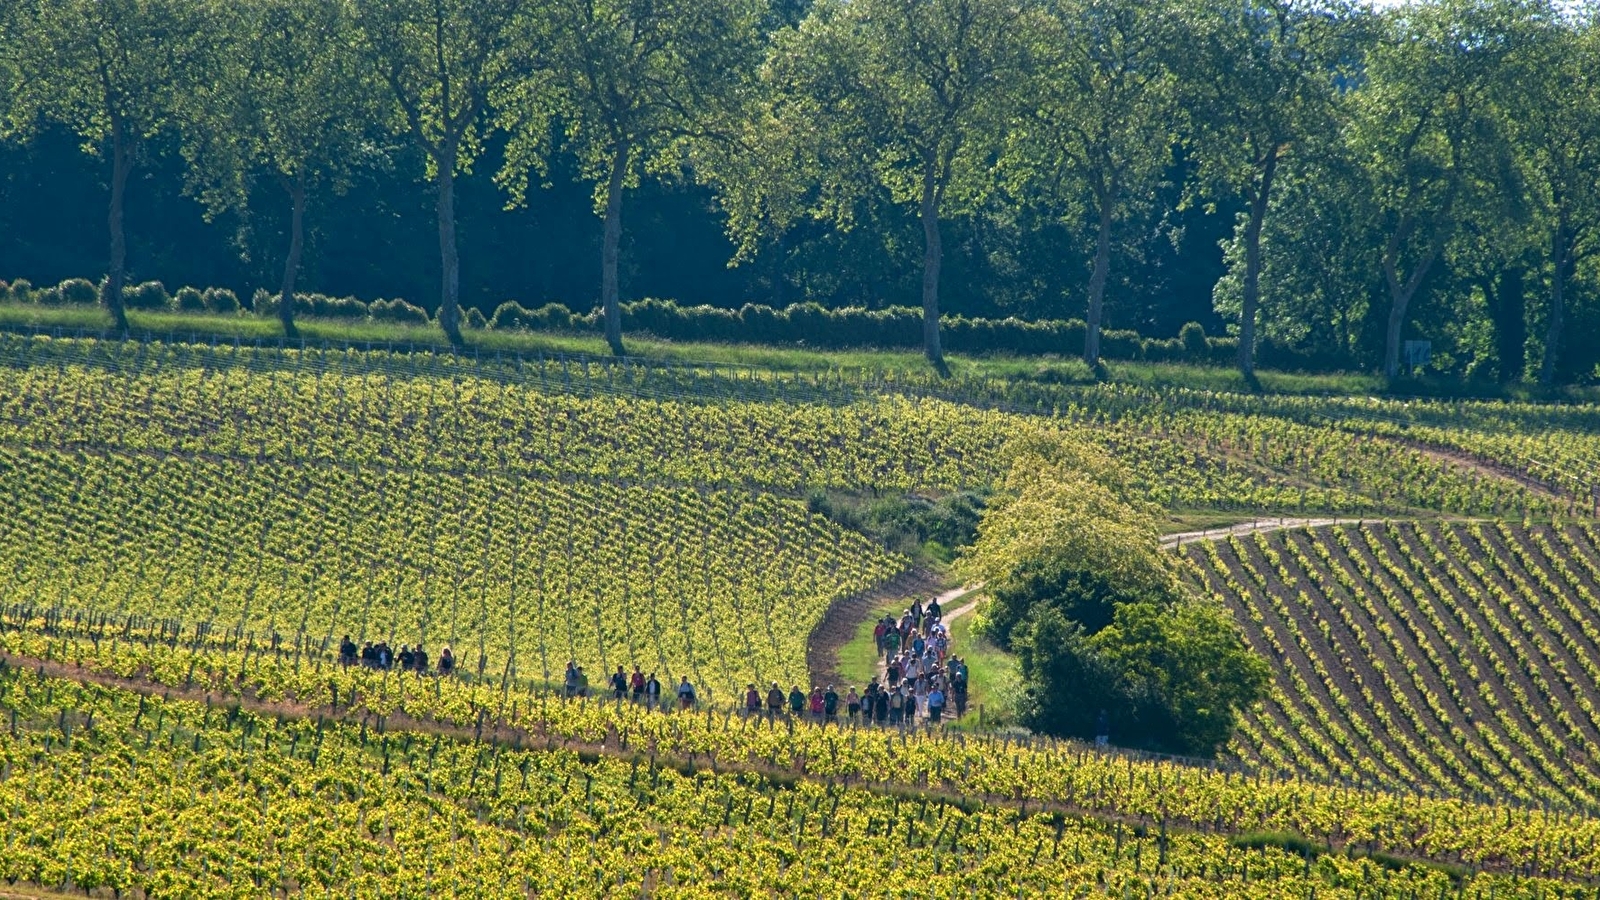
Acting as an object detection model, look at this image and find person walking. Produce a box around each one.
[438,646,455,677]
[766,682,785,719]
[823,685,839,723]
[611,666,629,701]
[928,685,945,724]
[645,672,662,709]
[677,676,697,710]
[788,684,806,716]
[745,683,762,716]
[631,666,646,702]
[846,687,861,722]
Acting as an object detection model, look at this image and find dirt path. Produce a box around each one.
[806,567,944,688]
[1161,517,1343,549]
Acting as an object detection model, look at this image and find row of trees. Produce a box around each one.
[2,0,1597,381]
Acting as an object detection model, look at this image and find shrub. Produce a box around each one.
[248,288,271,313]
[464,307,487,329]
[123,280,171,310]
[174,286,207,312]
[8,279,33,303]
[203,288,240,314]
[489,301,534,331]
[1179,321,1207,355]
[301,293,368,319]
[56,278,98,306]
[369,298,429,325]
[32,286,63,306]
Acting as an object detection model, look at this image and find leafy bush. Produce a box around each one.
[56,278,98,306]
[490,301,581,332]
[123,281,171,310]
[0,280,8,302]
[174,286,208,312]
[301,293,368,319]
[8,279,31,302]
[963,433,1267,755]
[31,286,63,306]
[202,288,240,314]
[489,301,534,330]
[464,307,487,329]
[368,298,429,325]
[249,289,272,313]
[1180,321,1208,355]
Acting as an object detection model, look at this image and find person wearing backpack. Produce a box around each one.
[872,686,889,724]
[611,666,629,701]
[766,682,785,718]
[677,676,697,710]
[823,685,839,723]
[903,688,917,726]
[887,687,904,725]
[646,673,662,709]
[788,684,806,716]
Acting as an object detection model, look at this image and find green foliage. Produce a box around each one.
[173,286,207,312]
[368,297,430,325]
[56,278,97,306]
[201,287,239,314]
[965,430,1267,755]
[122,280,171,310]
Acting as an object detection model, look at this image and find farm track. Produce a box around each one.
[805,566,940,689]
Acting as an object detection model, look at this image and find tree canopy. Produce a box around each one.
[4,0,1600,383]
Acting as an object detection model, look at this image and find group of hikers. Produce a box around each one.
[737,594,969,727]
[564,662,703,710]
[338,635,456,676]
[331,594,970,726]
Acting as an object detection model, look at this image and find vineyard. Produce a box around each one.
[4,333,1600,895]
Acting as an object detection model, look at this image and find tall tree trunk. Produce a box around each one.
[436,143,463,347]
[919,161,944,371]
[279,178,307,340]
[601,143,630,357]
[1542,217,1569,386]
[1083,190,1114,368]
[103,115,132,333]
[1381,218,1446,380]
[1238,148,1278,380]
[1484,268,1525,384]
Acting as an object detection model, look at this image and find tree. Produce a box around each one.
[962,429,1266,755]
[182,0,378,338]
[1,0,192,332]
[1181,0,1351,380]
[737,0,1033,371]
[1503,6,1600,384]
[501,0,766,356]
[353,0,530,346]
[1354,0,1523,379]
[1004,0,1178,368]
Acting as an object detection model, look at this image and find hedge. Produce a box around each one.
[2,276,1334,369]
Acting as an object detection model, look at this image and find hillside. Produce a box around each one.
[0,334,1597,896]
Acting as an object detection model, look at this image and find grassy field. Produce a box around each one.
[11,297,1596,401]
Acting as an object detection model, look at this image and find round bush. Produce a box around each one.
[369,298,429,325]
[32,286,63,306]
[249,288,273,314]
[123,280,171,310]
[56,278,98,306]
[174,286,207,312]
[1180,322,1208,356]
[9,279,33,303]
[489,301,534,330]
[464,307,487,329]
[203,288,240,314]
